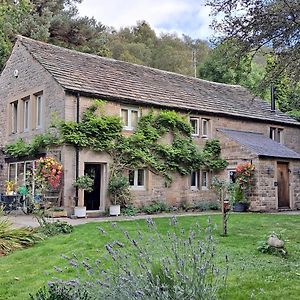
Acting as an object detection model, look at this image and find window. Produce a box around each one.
[191,170,209,190]
[11,101,18,133]
[23,98,30,131]
[190,117,199,136]
[191,170,199,190]
[36,94,43,128]
[121,108,139,130]
[201,118,209,138]
[8,161,34,186]
[129,169,145,189]
[228,170,236,183]
[269,127,283,143]
[201,170,209,190]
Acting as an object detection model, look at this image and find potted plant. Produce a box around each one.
[5,180,16,195]
[73,175,94,218]
[108,172,131,216]
[231,162,255,212]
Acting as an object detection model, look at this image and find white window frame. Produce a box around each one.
[191,170,199,190]
[269,127,283,144]
[190,117,200,137]
[201,170,209,190]
[129,169,146,190]
[201,118,209,138]
[36,94,43,129]
[11,101,18,133]
[121,107,140,131]
[23,98,30,132]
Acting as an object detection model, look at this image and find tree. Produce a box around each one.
[207,0,300,84]
[0,0,109,71]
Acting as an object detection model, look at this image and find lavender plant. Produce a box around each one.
[32,217,227,300]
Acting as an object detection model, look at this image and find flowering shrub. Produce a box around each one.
[35,157,63,190]
[5,180,16,194]
[31,218,228,300]
[235,162,255,191]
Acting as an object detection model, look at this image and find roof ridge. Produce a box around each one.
[16,35,244,89]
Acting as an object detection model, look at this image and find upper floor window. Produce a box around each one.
[23,97,30,131]
[269,127,283,143]
[121,107,139,130]
[190,117,199,136]
[36,94,43,128]
[11,101,18,133]
[202,118,209,138]
[129,169,146,189]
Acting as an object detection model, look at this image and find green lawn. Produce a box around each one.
[0,213,299,299]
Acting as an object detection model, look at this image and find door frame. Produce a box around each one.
[276,161,290,209]
[83,162,107,212]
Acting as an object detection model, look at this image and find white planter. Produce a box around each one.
[109,205,120,216]
[74,206,87,218]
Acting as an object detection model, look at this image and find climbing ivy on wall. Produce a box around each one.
[5,101,228,184]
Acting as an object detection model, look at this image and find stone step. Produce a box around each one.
[86,210,106,218]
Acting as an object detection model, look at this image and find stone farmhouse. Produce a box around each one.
[0,35,300,214]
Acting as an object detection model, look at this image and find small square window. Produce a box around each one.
[121,108,140,130]
[269,127,283,143]
[190,117,199,136]
[129,169,146,189]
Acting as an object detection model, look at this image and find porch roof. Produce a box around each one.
[218,129,300,160]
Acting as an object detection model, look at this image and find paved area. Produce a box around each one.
[3,210,300,228]
[5,211,221,228]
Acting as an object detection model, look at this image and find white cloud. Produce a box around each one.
[77,0,214,40]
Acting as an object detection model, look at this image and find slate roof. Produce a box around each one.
[218,128,300,159]
[17,36,300,126]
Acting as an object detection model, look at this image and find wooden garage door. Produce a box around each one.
[277,162,290,208]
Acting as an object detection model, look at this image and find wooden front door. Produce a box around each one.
[84,164,101,210]
[277,162,290,208]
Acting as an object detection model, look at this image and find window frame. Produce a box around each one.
[269,127,284,144]
[121,107,140,131]
[11,101,18,134]
[36,94,43,129]
[190,117,200,137]
[23,98,30,132]
[201,118,209,138]
[201,170,209,190]
[128,169,146,190]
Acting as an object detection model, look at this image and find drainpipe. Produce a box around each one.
[75,92,80,206]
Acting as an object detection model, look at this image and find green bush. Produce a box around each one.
[0,210,41,255]
[142,201,169,214]
[36,216,73,237]
[121,204,140,216]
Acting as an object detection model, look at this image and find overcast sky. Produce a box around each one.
[77,0,214,40]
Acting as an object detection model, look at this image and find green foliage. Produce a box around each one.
[0,210,41,256]
[107,173,131,206]
[59,108,122,151]
[32,217,226,300]
[4,133,60,158]
[36,215,73,237]
[141,201,169,214]
[120,204,140,216]
[203,139,228,170]
[73,175,94,192]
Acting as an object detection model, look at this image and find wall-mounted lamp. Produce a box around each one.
[297,170,300,176]
[288,168,292,173]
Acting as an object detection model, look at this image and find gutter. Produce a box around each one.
[75,92,80,206]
